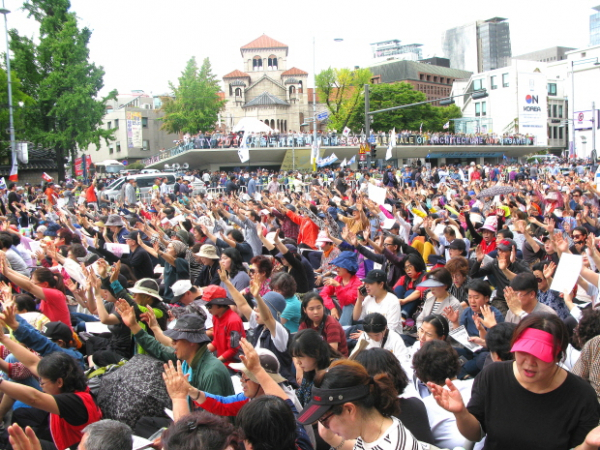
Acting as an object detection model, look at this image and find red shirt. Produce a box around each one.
[299,314,349,357]
[85,185,97,203]
[321,275,362,310]
[286,210,319,249]
[211,308,246,367]
[40,288,72,330]
[50,389,102,450]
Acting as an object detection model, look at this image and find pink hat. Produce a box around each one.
[315,231,332,244]
[511,328,558,363]
[480,216,497,233]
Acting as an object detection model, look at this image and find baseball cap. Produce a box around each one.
[172,280,193,303]
[229,348,286,383]
[205,297,235,307]
[362,269,386,284]
[42,322,73,343]
[497,239,516,252]
[202,285,228,302]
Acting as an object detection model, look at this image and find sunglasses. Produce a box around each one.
[572,234,584,239]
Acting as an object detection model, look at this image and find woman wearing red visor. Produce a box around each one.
[428,313,600,450]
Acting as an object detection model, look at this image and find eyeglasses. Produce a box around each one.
[318,410,336,428]
[514,291,534,298]
[206,305,213,309]
[383,243,395,247]
[573,194,581,197]
[573,234,584,239]
[240,375,252,384]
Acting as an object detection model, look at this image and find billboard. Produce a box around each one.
[574,110,598,130]
[517,73,548,146]
[126,111,142,148]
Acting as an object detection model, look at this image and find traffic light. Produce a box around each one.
[371,143,377,159]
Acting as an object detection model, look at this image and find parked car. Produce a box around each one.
[103,173,176,201]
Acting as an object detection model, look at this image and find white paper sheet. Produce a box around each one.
[132,435,153,450]
[550,253,583,293]
[85,322,111,334]
[104,243,130,258]
[382,218,397,230]
[368,184,387,206]
[449,325,483,353]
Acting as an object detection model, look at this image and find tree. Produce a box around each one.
[160,56,225,135]
[315,67,372,132]
[9,0,116,181]
[0,68,32,159]
[348,82,462,132]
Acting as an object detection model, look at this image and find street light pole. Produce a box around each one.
[0,2,16,175]
[570,60,575,160]
[312,37,318,169]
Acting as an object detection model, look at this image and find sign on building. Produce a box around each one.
[517,73,548,146]
[574,110,598,130]
[126,112,143,148]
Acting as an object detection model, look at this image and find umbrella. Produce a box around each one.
[476,185,519,199]
[97,354,171,428]
[232,117,273,133]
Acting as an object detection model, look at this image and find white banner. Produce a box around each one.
[517,72,548,146]
[127,111,143,148]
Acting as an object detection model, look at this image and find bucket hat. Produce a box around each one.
[163,315,211,344]
[128,278,162,300]
[196,244,219,260]
[329,251,359,273]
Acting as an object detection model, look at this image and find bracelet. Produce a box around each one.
[331,440,345,450]
[192,389,201,401]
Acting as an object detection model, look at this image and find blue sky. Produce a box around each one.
[2,0,596,96]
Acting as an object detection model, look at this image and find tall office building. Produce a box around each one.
[591,6,600,46]
[442,17,512,73]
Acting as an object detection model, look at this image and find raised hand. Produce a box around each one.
[543,261,557,280]
[249,279,260,298]
[218,268,229,283]
[162,360,192,400]
[7,424,42,450]
[115,299,137,328]
[475,244,485,262]
[96,259,109,278]
[0,304,19,330]
[141,306,159,329]
[239,338,261,374]
[427,379,467,414]
[480,305,497,329]
[110,261,121,283]
[504,286,523,316]
[442,306,459,324]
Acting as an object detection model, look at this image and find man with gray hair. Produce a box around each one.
[79,419,133,450]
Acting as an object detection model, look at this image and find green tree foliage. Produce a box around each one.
[9,0,116,181]
[315,67,372,132]
[0,68,32,159]
[160,56,225,135]
[348,82,462,132]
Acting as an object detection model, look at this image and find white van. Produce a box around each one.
[527,154,560,164]
[103,173,176,201]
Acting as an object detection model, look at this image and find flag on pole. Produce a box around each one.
[8,151,18,182]
[311,139,320,171]
[443,121,450,129]
[42,172,53,182]
[340,158,347,167]
[343,127,351,137]
[386,128,396,161]
[419,123,423,134]
[237,132,250,163]
[0,177,6,190]
[348,155,356,165]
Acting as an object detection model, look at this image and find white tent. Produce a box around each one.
[232,117,273,133]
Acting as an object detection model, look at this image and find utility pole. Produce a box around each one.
[364,84,370,169]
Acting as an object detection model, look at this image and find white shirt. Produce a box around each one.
[420,378,478,450]
[359,292,401,334]
[248,311,289,353]
[350,329,410,370]
[354,416,422,450]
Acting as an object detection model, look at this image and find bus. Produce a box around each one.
[92,160,126,177]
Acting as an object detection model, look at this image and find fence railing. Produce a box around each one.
[142,133,538,166]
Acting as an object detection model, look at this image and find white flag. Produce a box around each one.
[343,127,351,137]
[238,132,250,163]
[340,158,347,167]
[443,121,450,129]
[348,155,356,165]
[311,140,320,165]
[386,128,395,161]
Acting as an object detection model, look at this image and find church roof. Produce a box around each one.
[243,91,290,108]
[223,69,251,79]
[241,35,288,56]
[281,67,308,76]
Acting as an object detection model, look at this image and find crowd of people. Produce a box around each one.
[0,158,597,450]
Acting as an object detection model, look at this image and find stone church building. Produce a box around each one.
[221,35,322,133]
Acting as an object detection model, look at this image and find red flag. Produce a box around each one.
[8,151,17,182]
[42,172,53,182]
